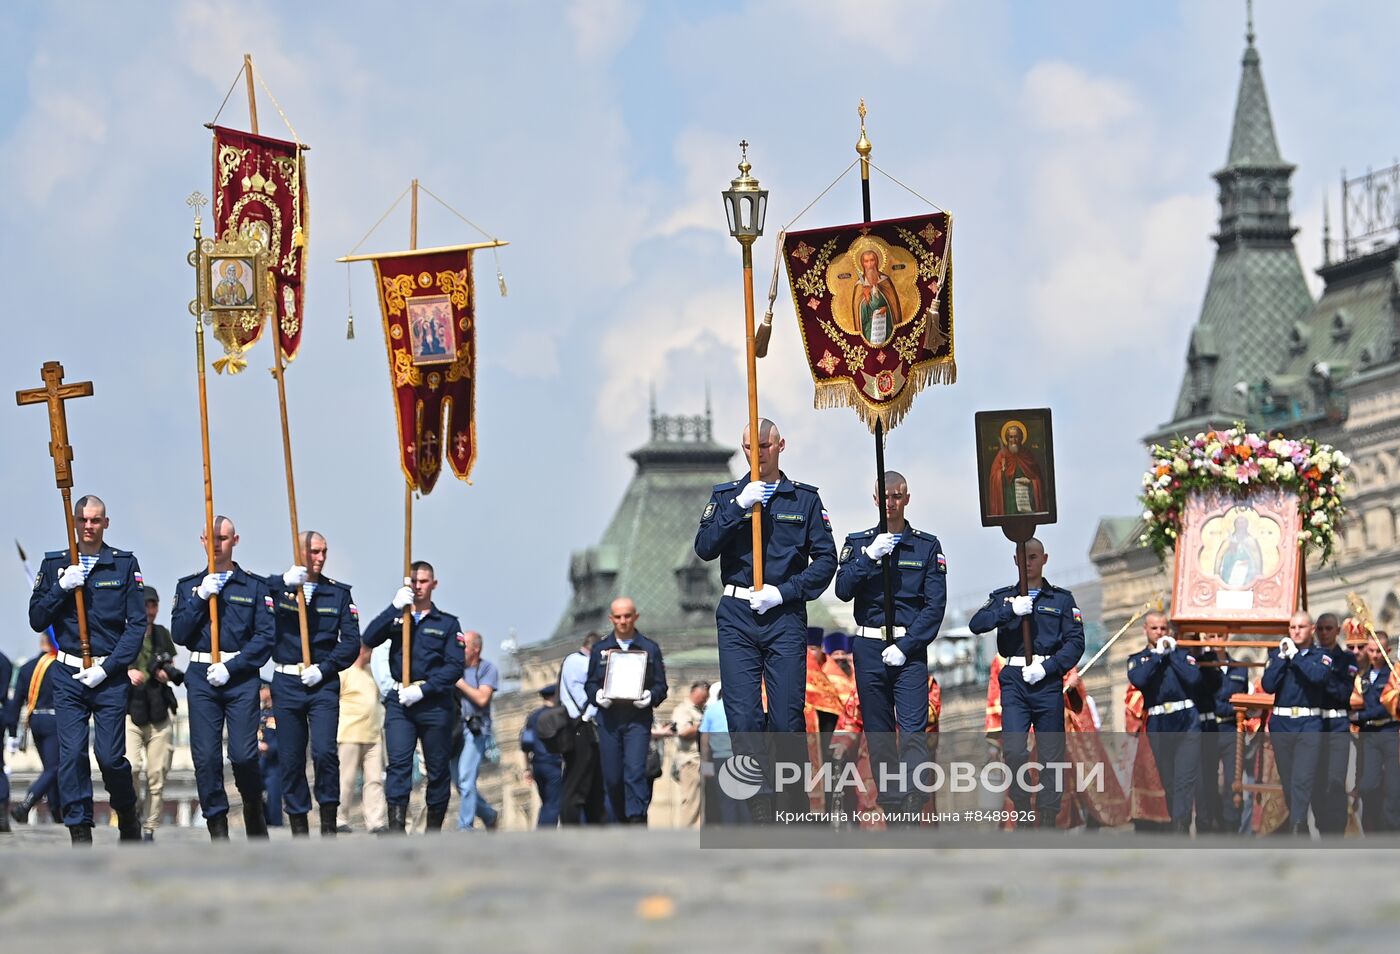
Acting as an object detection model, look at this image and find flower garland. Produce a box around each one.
[1139,424,1350,564]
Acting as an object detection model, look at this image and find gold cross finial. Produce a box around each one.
[739,139,749,160]
[187,190,207,226]
[856,99,872,160]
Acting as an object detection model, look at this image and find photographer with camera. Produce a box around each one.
[125,586,182,842]
[454,631,500,832]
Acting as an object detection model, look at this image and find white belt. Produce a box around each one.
[1272,706,1321,718]
[57,652,106,668]
[1147,699,1196,716]
[1006,655,1046,667]
[1199,712,1218,723]
[723,585,753,601]
[1364,718,1398,728]
[30,708,55,716]
[274,663,307,675]
[857,625,906,640]
[1321,708,1349,719]
[189,651,240,665]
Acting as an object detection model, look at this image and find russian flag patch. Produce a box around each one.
[936,554,947,573]
[820,509,831,530]
[350,603,359,618]
[264,595,274,609]
[134,571,144,586]
[1072,607,1083,623]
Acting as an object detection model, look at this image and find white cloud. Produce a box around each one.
[567,0,644,62]
[1023,61,1140,133]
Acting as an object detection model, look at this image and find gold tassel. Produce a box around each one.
[754,313,773,359]
[346,311,355,340]
[496,268,508,298]
[292,225,306,248]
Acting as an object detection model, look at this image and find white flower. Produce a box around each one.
[1311,511,1328,527]
[1299,530,1313,541]
[1173,459,1189,475]
[1280,461,1296,480]
[1333,451,1350,468]
[1142,510,1154,521]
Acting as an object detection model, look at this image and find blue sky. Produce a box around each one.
[3,1,1399,663]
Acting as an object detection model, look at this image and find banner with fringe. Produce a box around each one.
[783,213,953,431]
[372,249,476,493]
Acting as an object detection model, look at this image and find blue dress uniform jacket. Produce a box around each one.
[1355,666,1400,832]
[835,525,947,806]
[1315,644,1360,835]
[1260,646,1330,829]
[1357,667,1394,725]
[28,544,145,828]
[584,632,669,821]
[362,604,464,811]
[1128,646,1203,826]
[29,545,146,677]
[694,474,837,752]
[969,582,1085,679]
[172,565,275,820]
[0,651,10,805]
[834,526,947,656]
[263,575,361,818]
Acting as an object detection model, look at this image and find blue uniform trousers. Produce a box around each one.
[271,672,342,815]
[1146,712,1200,825]
[25,713,62,816]
[185,666,262,819]
[999,665,1065,821]
[1269,719,1321,828]
[384,695,453,810]
[596,712,652,821]
[1213,726,1243,833]
[1313,717,1351,835]
[261,760,284,825]
[53,663,137,826]
[852,636,929,805]
[1193,721,1222,831]
[533,760,563,827]
[1357,728,1400,833]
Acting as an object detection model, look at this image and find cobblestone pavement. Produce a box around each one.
[1,825,1395,952]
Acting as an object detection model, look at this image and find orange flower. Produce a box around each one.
[1235,444,1252,460]
[1155,464,1171,478]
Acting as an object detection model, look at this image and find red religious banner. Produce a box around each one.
[211,125,309,369]
[372,250,476,493]
[783,213,953,430]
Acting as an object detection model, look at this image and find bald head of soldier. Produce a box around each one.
[741,418,784,482]
[1314,612,1341,649]
[73,494,109,552]
[1143,611,1171,646]
[874,470,909,531]
[609,596,639,640]
[300,530,328,580]
[1012,537,1048,588]
[1288,610,1314,648]
[200,515,239,572]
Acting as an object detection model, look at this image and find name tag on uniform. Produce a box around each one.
[774,513,805,524]
[423,628,444,636]
[316,607,338,616]
[1036,605,1061,616]
[278,601,298,612]
[227,595,253,605]
[93,580,121,588]
[897,559,923,569]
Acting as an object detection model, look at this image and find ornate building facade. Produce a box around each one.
[1092,26,1400,728]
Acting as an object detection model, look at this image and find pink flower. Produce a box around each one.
[1235,459,1260,483]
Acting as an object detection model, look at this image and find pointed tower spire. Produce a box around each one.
[1225,1,1283,169]
[1322,192,1332,265]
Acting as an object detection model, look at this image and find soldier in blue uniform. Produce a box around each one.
[0,647,10,831]
[257,680,282,827]
[361,560,464,833]
[266,531,361,837]
[694,419,837,821]
[1260,611,1330,836]
[969,538,1083,828]
[1353,634,1400,832]
[521,685,564,828]
[834,470,947,817]
[1311,612,1358,836]
[171,515,275,841]
[27,495,145,844]
[1126,612,1202,833]
[6,634,62,825]
[1196,634,1249,833]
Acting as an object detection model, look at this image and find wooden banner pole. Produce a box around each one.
[401,179,420,687]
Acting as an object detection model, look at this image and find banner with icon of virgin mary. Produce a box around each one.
[783,212,953,431]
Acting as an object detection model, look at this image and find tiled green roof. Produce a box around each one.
[1225,42,1284,169]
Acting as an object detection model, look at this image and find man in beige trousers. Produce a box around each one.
[669,680,709,828]
[337,644,387,832]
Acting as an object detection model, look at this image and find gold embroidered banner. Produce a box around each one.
[783,213,953,431]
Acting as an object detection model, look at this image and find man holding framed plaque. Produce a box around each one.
[584,597,669,824]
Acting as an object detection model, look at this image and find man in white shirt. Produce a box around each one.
[558,632,604,824]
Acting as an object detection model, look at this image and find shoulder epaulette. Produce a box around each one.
[847,528,877,540]
[792,480,819,492]
[45,550,68,561]
[713,479,740,492]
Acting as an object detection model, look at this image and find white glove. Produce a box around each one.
[1279,637,1298,660]
[864,533,897,561]
[391,581,414,610]
[1022,662,1047,685]
[205,662,230,687]
[283,565,308,586]
[735,481,767,509]
[881,643,907,667]
[398,684,424,707]
[1011,595,1034,616]
[299,664,323,687]
[59,565,85,591]
[72,665,108,688]
[632,689,653,709]
[1150,640,1168,656]
[1155,635,1177,654]
[196,574,225,600]
[596,694,614,709]
[749,584,784,615]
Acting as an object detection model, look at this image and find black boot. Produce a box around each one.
[116,807,142,843]
[244,798,269,840]
[1293,821,1311,837]
[208,814,230,841]
[289,812,310,837]
[10,794,34,826]
[386,803,407,834]
[425,805,446,832]
[69,824,93,846]
[0,800,10,833]
[320,804,339,836]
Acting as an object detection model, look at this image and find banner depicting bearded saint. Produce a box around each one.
[783,212,953,431]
